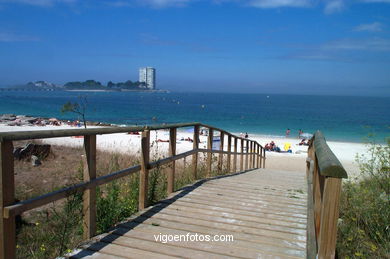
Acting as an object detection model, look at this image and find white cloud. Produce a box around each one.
[0,0,76,7]
[354,22,384,32]
[0,32,40,42]
[323,38,390,51]
[247,0,312,8]
[324,0,345,14]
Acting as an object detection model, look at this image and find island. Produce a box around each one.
[1,80,168,92]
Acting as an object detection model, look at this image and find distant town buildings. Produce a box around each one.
[139,67,156,90]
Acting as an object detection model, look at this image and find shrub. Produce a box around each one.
[337,138,390,258]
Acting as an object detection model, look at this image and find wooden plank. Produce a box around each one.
[83,135,97,239]
[240,139,244,171]
[168,128,176,194]
[101,234,238,259]
[139,130,150,210]
[153,206,306,235]
[233,137,238,173]
[149,150,196,170]
[112,228,304,259]
[77,242,178,259]
[217,132,224,174]
[145,211,306,243]
[207,128,213,177]
[192,125,199,179]
[227,135,232,173]
[0,122,200,141]
[119,224,306,258]
[0,140,15,259]
[124,217,306,252]
[318,178,342,259]
[160,199,307,225]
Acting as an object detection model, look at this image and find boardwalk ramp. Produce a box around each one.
[70,168,307,259]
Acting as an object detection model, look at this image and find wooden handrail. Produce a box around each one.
[306,131,348,259]
[0,122,265,259]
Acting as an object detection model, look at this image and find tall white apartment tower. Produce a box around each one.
[139,67,156,90]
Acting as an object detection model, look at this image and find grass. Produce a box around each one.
[14,143,228,258]
[337,138,390,258]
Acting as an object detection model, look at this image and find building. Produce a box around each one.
[139,67,156,90]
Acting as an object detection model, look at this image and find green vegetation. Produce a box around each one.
[107,80,145,90]
[337,138,390,258]
[63,79,146,90]
[60,95,88,128]
[15,146,223,258]
[64,80,104,90]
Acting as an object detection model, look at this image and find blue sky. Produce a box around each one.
[0,0,390,95]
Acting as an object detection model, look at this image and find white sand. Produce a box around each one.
[0,124,368,178]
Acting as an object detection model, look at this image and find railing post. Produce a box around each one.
[207,128,213,177]
[192,125,199,179]
[83,135,97,239]
[253,143,256,168]
[256,144,260,168]
[240,138,244,171]
[252,141,256,169]
[259,146,262,168]
[318,177,342,258]
[218,132,224,174]
[0,140,15,259]
[249,141,253,170]
[233,137,237,173]
[245,140,249,171]
[227,135,231,173]
[313,154,324,240]
[168,128,176,194]
[139,129,150,210]
[262,147,266,168]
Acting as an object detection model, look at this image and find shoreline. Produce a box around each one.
[0,122,367,179]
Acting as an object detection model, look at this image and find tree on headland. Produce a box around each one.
[61,96,88,129]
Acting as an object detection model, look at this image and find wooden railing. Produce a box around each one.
[306,131,348,259]
[0,122,265,259]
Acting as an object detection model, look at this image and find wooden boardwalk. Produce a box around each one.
[70,168,308,259]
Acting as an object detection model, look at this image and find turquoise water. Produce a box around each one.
[0,91,389,143]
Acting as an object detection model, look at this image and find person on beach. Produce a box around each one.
[298,129,303,138]
[286,128,290,137]
[245,132,248,138]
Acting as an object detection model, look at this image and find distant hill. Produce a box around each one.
[64,80,105,90]
[11,81,62,90]
[64,79,147,90]
[3,79,156,91]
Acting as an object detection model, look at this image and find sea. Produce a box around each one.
[0,90,389,143]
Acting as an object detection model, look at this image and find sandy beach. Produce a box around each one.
[0,124,367,179]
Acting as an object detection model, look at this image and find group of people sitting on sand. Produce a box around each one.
[265,141,293,153]
[265,141,282,152]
